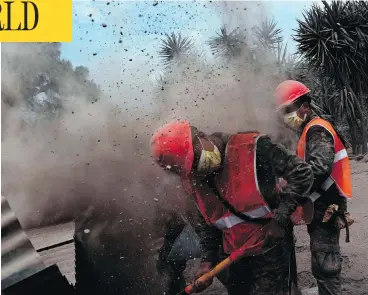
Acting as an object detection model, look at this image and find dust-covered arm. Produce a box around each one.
[156,212,186,271]
[162,213,187,249]
[305,126,335,192]
[259,136,313,227]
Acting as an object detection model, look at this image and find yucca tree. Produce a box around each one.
[276,41,288,66]
[158,32,194,66]
[252,18,283,51]
[294,0,368,154]
[251,18,295,79]
[207,26,248,61]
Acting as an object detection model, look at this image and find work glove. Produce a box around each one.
[322,204,354,229]
[191,262,213,293]
[262,218,286,249]
[322,204,354,243]
[337,212,354,229]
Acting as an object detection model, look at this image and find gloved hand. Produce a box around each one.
[322,204,354,229]
[262,218,285,249]
[192,262,213,293]
[337,212,354,229]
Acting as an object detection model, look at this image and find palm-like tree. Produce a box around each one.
[251,18,295,79]
[158,32,194,65]
[276,41,288,66]
[207,26,247,61]
[294,0,368,154]
[252,18,283,51]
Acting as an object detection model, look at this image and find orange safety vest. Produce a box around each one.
[298,117,352,199]
[182,132,273,254]
[289,117,352,225]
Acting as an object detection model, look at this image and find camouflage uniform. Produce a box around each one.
[156,204,202,295]
[193,133,313,295]
[300,115,347,295]
[156,212,188,295]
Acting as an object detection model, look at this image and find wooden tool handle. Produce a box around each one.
[179,235,268,294]
[183,257,233,294]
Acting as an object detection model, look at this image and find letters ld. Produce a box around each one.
[0,1,39,31]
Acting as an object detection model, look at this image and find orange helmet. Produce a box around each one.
[275,80,310,111]
[150,120,194,175]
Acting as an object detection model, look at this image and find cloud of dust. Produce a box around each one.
[1,2,290,293]
[150,1,285,138]
[213,1,268,32]
[2,43,187,294]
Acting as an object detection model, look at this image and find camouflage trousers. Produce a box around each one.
[308,221,342,295]
[217,235,298,295]
[163,260,187,295]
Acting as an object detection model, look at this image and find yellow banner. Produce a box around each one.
[0,0,72,42]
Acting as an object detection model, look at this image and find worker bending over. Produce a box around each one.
[150,121,313,295]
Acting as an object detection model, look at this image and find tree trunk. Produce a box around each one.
[361,115,368,154]
[356,83,368,155]
[355,100,368,155]
[348,121,358,155]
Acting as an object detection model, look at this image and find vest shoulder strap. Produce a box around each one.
[206,175,270,224]
[305,117,333,135]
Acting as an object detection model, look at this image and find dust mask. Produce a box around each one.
[283,107,306,130]
[196,138,222,175]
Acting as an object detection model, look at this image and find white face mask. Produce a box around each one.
[283,107,307,130]
[196,137,222,175]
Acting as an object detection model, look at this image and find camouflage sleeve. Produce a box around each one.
[305,126,335,191]
[258,136,313,227]
[162,212,187,248]
[191,206,222,265]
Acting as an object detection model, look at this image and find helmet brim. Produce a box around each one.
[276,89,311,113]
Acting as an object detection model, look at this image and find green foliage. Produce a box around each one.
[294,1,368,91]
[158,32,194,65]
[251,18,294,78]
[252,18,283,50]
[2,43,102,122]
[294,0,368,154]
[207,26,247,61]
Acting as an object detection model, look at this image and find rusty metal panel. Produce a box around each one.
[1,196,46,290]
[27,222,76,285]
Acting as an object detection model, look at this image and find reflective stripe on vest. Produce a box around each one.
[297,117,352,199]
[210,133,272,230]
[213,205,271,230]
[334,149,348,163]
[307,176,334,202]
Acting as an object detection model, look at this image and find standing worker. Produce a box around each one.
[150,121,313,295]
[274,80,354,295]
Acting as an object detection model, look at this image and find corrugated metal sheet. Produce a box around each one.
[1,196,46,290]
[3,264,75,295]
[27,222,76,285]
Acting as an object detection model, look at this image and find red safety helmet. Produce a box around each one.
[150,120,194,175]
[274,80,310,111]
